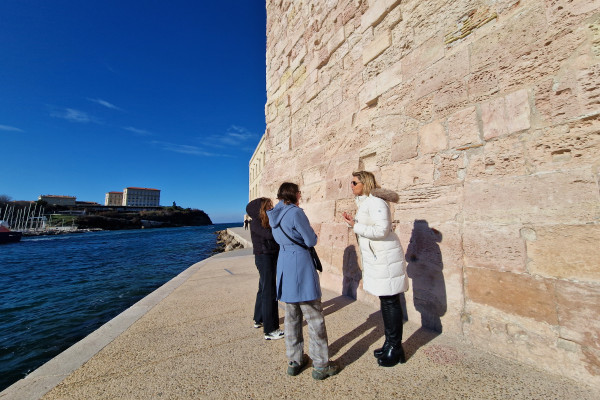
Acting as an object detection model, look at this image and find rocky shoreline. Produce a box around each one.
[213,230,244,253]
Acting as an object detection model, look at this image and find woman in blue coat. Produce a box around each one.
[267,182,339,380]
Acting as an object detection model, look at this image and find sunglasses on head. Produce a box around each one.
[351,181,361,186]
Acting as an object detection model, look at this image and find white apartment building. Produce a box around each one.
[104,191,123,206]
[122,187,160,207]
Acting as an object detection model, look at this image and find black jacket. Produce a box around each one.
[246,199,280,255]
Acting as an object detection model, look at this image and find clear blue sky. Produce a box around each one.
[0,1,266,223]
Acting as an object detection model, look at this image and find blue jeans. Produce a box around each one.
[253,253,279,333]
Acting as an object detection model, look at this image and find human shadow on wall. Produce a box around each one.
[403,219,447,359]
[342,245,362,299]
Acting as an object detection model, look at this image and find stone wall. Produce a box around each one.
[262,0,600,387]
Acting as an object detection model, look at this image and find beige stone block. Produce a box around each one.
[317,222,350,250]
[577,64,600,115]
[463,170,600,224]
[328,26,346,55]
[303,199,336,224]
[326,177,354,201]
[359,77,379,106]
[401,34,444,80]
[414,49,470,99]
[524,115,600,172]
[505,89,530,134]
[419,120,447,154]
[468,68,500,102]
[463,223,527,272]
[391,129,418,161]
[465,267,558,324]
[433,80,470,118]
[381,157,435,190]
[362,30,391,65]
[433,152,466,186]
[527,225,600,282]
[556,280,600,350]
[466,135,527,179]
[481,97,508,140]
[393,184,463,224]
[376,59,402,94]
[447,106,481,150]
[360,0,401,31]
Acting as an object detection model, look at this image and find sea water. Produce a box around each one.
[0,223,239,391]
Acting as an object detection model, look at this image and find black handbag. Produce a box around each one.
[279,226,323,272]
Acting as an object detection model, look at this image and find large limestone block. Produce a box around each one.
[433,152,466,186]
[527,225,600,282]
[391,129,418,161]
[448,106,482,150]
[524,115,600,173]
[394,184,463,224]
[463,223,527,273]
[465,134,527,179]
[463,169,600,224]
[465,267,558,324]
[380,156,435,190]
[556,280,600,352]
[418,120,447,155]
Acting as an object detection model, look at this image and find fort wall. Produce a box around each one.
[262,0,600,387]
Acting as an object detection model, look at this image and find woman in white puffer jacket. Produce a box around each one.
[343,170,408,367]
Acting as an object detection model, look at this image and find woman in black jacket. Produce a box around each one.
[246,197,283,340]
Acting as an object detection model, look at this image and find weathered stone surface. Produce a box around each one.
[465,267,558,325]
[555,280,600,351]
[463,223,527,272]
[466,135,527,179]
[264,0,600,388]
[362,30,391,65]
[480,97,507,140]
[524,115,600,173]
[463,170,600,224]
[391,129,418,161]
[447,106,481,150]
[419,120,447,154]
[527,225,600,282]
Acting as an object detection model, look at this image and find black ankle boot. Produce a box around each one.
[377,345,406,367]
[373,341,390,358]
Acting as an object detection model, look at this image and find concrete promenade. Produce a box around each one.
[2,227,597,399]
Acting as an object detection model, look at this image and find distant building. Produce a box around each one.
[105,191,123,206]
[123,187,160,207]
[249,132,266,201]
[38,195,76,206]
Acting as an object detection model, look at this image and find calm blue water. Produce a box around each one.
[0,223,239,391]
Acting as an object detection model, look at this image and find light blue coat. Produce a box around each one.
[267,201,321,303]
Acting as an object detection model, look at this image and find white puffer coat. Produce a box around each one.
[353,188,409,296]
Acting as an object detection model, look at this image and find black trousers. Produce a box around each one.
[253,253,279,333]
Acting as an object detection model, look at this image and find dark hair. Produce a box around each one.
[277,182,299,205]
[259,198,273,228]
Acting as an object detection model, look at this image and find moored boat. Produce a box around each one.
[0,220,22,244]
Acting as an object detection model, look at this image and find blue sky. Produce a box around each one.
[0,1,266,223]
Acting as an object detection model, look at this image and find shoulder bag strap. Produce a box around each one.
[279,212,308,249]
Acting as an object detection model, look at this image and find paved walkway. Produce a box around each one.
[2,228,597,399]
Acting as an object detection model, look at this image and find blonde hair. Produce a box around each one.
[259,198,273,228]
[352,171,379,196]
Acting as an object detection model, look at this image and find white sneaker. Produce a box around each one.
[253,321,262,329]
[264,329,285,340]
